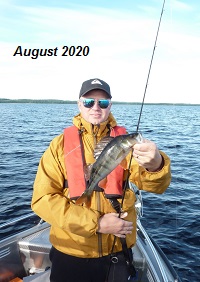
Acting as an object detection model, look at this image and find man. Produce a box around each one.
[31,78,171,282]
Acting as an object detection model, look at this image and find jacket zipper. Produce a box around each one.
[93,125,103,257]
[97,192,103,257]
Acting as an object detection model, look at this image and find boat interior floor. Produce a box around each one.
[0,224,148,281]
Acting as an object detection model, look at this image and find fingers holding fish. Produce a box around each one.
[97,212,133,238]
[133,139,164,172]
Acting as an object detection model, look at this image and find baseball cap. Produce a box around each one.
[79,78,112,99]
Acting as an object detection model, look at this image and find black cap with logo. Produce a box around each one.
[79,78,112,98]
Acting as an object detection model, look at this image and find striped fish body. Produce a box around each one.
[76,132,143,208]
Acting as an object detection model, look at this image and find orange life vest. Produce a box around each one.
[64,125,127,199]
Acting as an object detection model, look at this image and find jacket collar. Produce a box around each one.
[73,113,117,137]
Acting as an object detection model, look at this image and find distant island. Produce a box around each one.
[0,98,199,106]
[0,98,76,104]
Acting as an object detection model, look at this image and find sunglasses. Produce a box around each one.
[80,98,111,109]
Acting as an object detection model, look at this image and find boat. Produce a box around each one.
[0,183,181,282]
[0,211,181,282]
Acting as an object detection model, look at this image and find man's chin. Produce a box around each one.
[91,118,102,125]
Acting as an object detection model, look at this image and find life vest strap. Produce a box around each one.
[109,197,137,279]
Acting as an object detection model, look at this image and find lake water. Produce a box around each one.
[0,102,200,282]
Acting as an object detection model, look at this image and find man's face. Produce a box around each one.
[78,90,112,125]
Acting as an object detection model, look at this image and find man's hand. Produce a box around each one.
[97,212,133,238]
[133,139,163,172]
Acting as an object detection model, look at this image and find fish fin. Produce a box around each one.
[83,164,93,181]
[76,192,91,208]
[98,178,107,189]
[119,158,127,169]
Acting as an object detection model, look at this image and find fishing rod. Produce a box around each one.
[106,2,166,280]
[122,0,166,213]
[136,0,166,132]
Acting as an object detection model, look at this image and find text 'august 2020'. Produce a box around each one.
[13,46,90,59]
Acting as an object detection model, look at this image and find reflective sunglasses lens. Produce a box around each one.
[81,98,110,109]
[83,98,95,108]
[98,100,110,109]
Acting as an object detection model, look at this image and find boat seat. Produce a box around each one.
[18,226,51,275]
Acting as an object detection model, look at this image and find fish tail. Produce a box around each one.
[75,192,91,208]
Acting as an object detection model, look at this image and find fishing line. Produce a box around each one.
[123,0,166,213]
[136,0,166,132]
[106,2,166,280]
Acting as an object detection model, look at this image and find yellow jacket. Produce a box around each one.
[31,113,171,258]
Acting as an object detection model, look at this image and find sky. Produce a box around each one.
[0,0,200,104]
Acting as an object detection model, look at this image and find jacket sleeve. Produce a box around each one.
[129,151,171,194]
[31,134,101,238]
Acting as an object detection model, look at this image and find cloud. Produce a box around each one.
[0,0,200,103]
[171,0,193,12]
